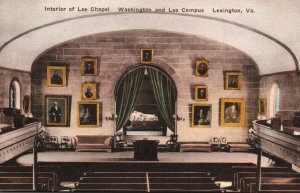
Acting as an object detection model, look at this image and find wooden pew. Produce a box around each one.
[0,172,57,191]
[148,177,215,183]
[0,177,51,191]
[0,183,45,192]
[231,166,293,190]
[235,172,300,191]
[80,177,146,183]
[83,172,146,177]
[149,182,221,192]
[75,182,147,191]
[248,183,300,193]
[148,172,211,177]
[241,177,300,193]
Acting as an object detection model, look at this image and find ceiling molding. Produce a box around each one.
[0,12,297,75]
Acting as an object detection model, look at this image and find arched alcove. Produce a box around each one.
[114,65,177,136]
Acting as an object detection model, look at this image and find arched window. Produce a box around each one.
[9,79,21,109]
[270,84,280,117]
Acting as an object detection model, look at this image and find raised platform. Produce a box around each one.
[16,151,269,165]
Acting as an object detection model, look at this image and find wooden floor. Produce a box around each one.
[16,151,271,166]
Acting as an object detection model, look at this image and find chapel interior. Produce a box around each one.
[0,1,300,192]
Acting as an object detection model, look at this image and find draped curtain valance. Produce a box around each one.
[115,65,177,132]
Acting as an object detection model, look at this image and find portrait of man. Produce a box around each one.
[81,83,97,100]
[78,102,99,127]
[45,95,70,127]
[141,49,153,64]
[192,104,211,127]
[81,58,97,76]
[228,75,239,88]
[195,86,208,101]
[195,59,209,77]
[224,102,240,123]
[47,66,66,87]
[84,62,94,74]
[48,101,62,123]
[225,72,241,90]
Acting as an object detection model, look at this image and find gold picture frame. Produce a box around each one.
[220,98,246,127]
[23,95,31,114]
[195,85,208,101]
[141,48,153,64]
[258,98,267,116]
[47,66,66,87]
[81,83,97,100]
[195,58,209,77]
[81,57,97,76]
[192,103,212,128]
[45,95,71,127]
[225,72,241,90]
[77,101,99,127]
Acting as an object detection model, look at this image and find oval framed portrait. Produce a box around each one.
[195,59,209,77]
[23,95,31,113]
[81,83,97,100]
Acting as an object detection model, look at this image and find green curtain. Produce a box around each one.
[116,68,145,131]
[148,68,176,132]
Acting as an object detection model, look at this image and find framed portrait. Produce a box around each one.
[141,48,153,64]
[81,57,97,76]
[81,83,97,100]
[78,101,99,127]
[258,98,267,116]
[195,59,209,77]
[47,66,66,87]
[45,95,71,127]
[225,72,241,90]
[23,95,31,114]
[192,104,212,128]
[220,98,245,127]
[195,86,208,101]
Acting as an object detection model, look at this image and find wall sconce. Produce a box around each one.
[173,114,185,121]
[105,114,116,121]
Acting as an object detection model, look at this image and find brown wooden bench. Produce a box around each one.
[179,142,211,152]
[228,142,253,152]
[73,188,147,192]
[0,177,51,191]
[75,182,147,190]
[235,172,300,191]
[83,172,146,177]
[249,183,300,193]
[80,177,146,183]
[0,172,57,191]
[0,183,45,191]
[148,172,211,177]
[148,177,216,183]
[232,166,294,190]
[241,177,300,193]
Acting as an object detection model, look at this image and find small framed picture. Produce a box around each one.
[225,72,241,90]
[141,48,153,64]
[258,98,267,116]
[81,58,97,76]
[192,104,212,127]
[45,95,71,127]
[220,98,245,127]
[23,95,31,114]
[78,101,99,127]
[47,66,66,87]
[195,86,208,101]
[195,59,209,77]
[81,83,97,100]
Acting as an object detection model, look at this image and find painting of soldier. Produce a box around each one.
[78,102,99,127]
[195,86,208,101]
[47,66,66,87]
[81,83,97,100]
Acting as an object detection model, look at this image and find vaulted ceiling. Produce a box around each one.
[0,0,299,75]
